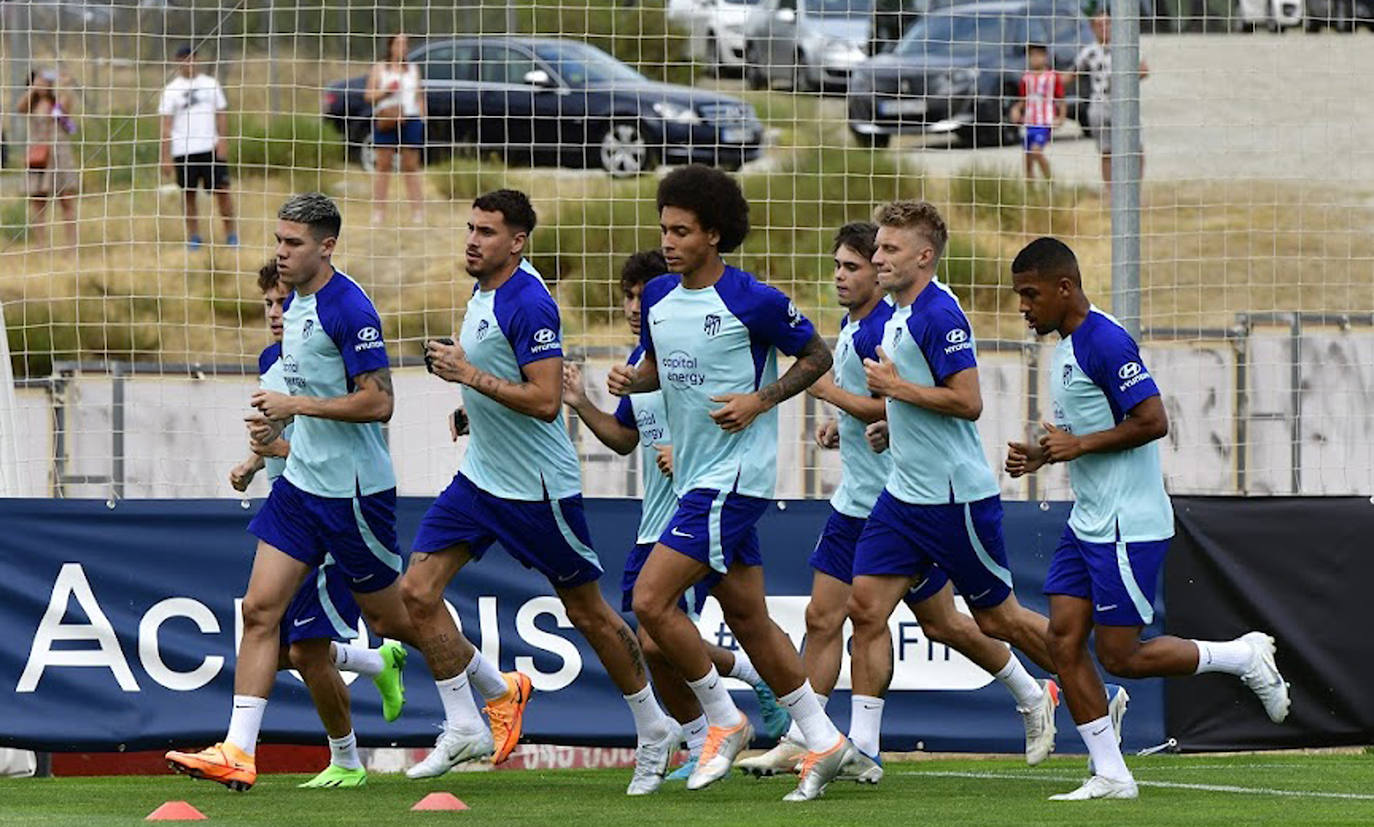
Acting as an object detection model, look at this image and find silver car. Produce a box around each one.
[743,0,873,92]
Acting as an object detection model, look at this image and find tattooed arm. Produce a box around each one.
[427,338,561,422]
[252,367,395,424]
[709,332,833,434]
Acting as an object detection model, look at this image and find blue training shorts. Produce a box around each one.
[413,471,603,589]
[1024,125,1052,151]
[853,491,1013,610]
[1044,525,1169,626]
[281,559,362,645]
[373,118,424,147]
[249,476,403,594]
[809,507,866,584]
[621,542,719,621]
[658,488,768,574]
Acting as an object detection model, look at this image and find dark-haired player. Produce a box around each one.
[609,165,853,802]
[1006,236,1289,800]
[411,190,680,795]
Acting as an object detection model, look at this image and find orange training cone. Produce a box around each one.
[410,792,469,811]
[146,801,207,821]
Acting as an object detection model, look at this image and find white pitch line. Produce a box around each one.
[912,770,1374,801]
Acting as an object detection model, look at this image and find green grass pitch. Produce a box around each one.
[1,753,1371,825]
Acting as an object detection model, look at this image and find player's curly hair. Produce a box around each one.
[832,221,878,260]
[620,249,668,292]
[1011,237,1081,284]
[256,260,279,294]
[473,189,537,235]
[873,200,949,262]
[656,164,750,253]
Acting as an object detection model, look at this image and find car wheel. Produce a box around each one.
[745,47,769,90]
[793,57,819,93]
[851,129,891,149]
[597,122,657,177]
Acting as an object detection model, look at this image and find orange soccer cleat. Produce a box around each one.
[484,671,534,765]
[165,741,257,792]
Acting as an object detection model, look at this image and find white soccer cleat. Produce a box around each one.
[404,727,494,779]
[626,723,682,796]
[836,749,884,784]
[1021,678,1059,766]
[1049,774,1139,801]
[1239,632,1290,723]
[783,736,855,802]
[687,720,753,791]
[1089,684,1130,775]
[735,737,808,777]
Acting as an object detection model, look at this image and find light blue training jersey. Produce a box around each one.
[829,300,894,518]
[458,264,582,501]
[640,266,817,499]
[256,342,293,483]
[881,279,999,505]
[614,345,676,544]
[1050,307,1174,543]
[280,271,395,498]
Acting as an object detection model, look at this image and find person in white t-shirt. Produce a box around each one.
[1073,14,1149,198]
[158,46,238,249]
[364,33,427,226]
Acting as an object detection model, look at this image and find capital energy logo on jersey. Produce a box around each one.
[703,313,721,337]
[282,354,306,391]
[944,327,972,355]
[355,325,384,352]
[634,407,665,445]
[662,350,706,390]
[1117,360,1150,391]
[530,327,560,354]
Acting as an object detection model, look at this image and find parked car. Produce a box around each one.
[322,37,766,176]
[742,0,873,92]
[1304,0,1374,28]
[674,0,761,75]
[1235,0,1303,29]
[846,0,1091,148]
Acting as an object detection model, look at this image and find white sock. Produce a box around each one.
[784,692,824,746]
[332,643,384,678]
[683,715,709,755]
[1078,715,1131,782]
[435,673,485,734]
[1193,639,1253,676]
[624,684,675,744]
[465,651,509,702]
[328,730,362,770]
[726,649,764,689]
[994,654,1044,710]
[226,694,266,756]
[686,666,744,727]
[848,694,885,757]
[779,681,840,751]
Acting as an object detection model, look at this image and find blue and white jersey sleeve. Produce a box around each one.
[318,287,389,381]
[638,274,680,357]
[912,304,978,384]
[257,343,290,483]
[258,342,282,376]
[497,289,564,367]
[829,304,893,519]
[1077,322,1160,422]
[724,278,817,357]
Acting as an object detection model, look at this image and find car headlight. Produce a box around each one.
[652,101,703,125]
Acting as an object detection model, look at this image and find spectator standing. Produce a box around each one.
[1010,44,1065,182]
[158,45,238,249]
[18,70,78,247]
[365,34,426,226]
[1074,13,1149,196]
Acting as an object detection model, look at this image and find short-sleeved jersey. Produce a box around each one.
[280,272,396,498]
[1051,308,1173,543]
[830,300,894,519]
[881,279,1000,505]
[640,266,816,499]
[1074,43,1111,106]
[257,342,293,483]
[1019,70,1065,127]
[458,265,581,501]
[614,345,676,544]
[157,74,228,158]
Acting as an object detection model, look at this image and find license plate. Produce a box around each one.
[878,99,927,117]
[721,127,753,143]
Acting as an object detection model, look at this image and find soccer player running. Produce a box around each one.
[167,193,422,791]
[844,201,1060,779]
[411,190,681,795]
[1005,237,1290,800]
[742,221,1059,781]
[562,250,790,781]
[608,165,853,802]
[226,259,407,788]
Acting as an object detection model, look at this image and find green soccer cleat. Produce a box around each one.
[374,641,407,723]
[752,683,791,741]
[666,755,698,782]
[298,764,367,789]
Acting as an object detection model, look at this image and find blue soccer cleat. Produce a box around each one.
[752,683,791,741]
[666,755,698,782]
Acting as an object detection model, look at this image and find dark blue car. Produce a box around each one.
[322,36,766,176]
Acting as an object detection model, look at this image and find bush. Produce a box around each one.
[232,114,347,173]
[517,0,694,85]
